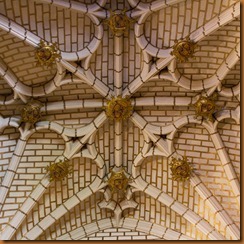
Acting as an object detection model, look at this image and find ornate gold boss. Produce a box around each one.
[107,169,129,195]
[170,156,193,181]
[171,37,197,62]
[20,100,43,125]
[35,40,61,66]
[104,9,134,36]
[193,94,218,122]
[105,96,133,121]
[46,160,72,182]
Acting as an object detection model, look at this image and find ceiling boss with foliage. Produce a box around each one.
[0,0,240,241]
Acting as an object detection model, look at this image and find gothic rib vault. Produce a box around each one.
[0,0,240,241]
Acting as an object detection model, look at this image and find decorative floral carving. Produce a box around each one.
[170,156,193,181]
[35,40,61,66]
[107,168,129,195]
[21,100,43,125]
[104,9,134,36]
[46,160,72,182]
[105,96,133,121]
[171,37,197,62]
[193,93,218,122]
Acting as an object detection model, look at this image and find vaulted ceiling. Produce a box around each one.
[0,0,240,241]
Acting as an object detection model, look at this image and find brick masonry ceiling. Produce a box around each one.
[0,0,240,240]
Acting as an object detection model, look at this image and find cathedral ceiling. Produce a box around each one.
[0,0,240,241]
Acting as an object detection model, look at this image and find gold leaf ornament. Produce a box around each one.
[193,93,218,122]
[170,156,193,181]
[104,9,134,36]
[35,40,61,66]
[20,100,43,125]
[107,169,129,195]
[46,160,72,181]
[105,96,133,121]
[171,37,197,62]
